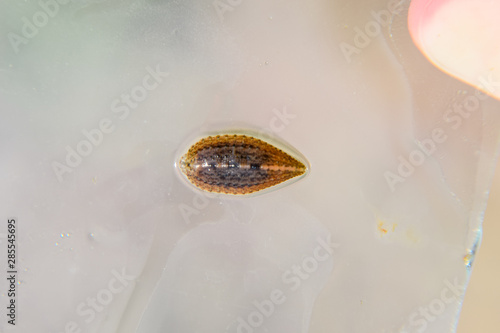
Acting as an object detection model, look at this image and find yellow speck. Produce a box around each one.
[377,220,397,236]
[377,221,388,234]
[463,253,473,267]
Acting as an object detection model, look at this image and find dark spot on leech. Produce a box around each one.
[250,164,260,170]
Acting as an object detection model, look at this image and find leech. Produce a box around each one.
[178,134,308,195]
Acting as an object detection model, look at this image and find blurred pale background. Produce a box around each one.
[0,1,497,332]
[458,158,500,333]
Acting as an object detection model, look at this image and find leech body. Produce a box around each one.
[178,134,308,195]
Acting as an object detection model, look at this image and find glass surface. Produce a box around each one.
[0,1,499,332]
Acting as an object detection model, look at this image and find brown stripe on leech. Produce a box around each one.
[179,134,307,195]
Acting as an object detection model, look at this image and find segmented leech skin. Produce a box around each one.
[179,134,308,195]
